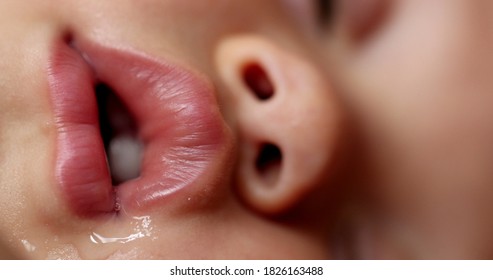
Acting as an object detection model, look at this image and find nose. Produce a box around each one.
[215,35,343,215]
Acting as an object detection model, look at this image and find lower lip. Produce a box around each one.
[47,39,231,217]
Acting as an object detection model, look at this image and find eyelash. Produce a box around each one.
[317,0,335,27]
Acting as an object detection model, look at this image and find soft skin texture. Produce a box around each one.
[0,0,339,259]
[322,0,493,258]
[1,0,493,259]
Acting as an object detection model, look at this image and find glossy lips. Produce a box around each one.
[48,39,231,216]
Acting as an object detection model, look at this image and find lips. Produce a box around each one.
[48,38,232,217]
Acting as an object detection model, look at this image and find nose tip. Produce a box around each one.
[215,35,343,214]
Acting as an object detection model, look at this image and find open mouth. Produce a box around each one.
[48,38,232,217]
[96,83,142,185]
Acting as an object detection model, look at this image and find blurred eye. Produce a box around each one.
[338,0,390,42]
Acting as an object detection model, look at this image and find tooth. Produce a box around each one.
[108,134,143,184]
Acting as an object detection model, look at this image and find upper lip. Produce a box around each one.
[48,37,232,217]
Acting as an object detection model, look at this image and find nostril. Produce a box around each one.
[255,143,282,185]
[242,63,275,101]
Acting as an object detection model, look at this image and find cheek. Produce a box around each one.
[333,0,493,257]
[342,0,493,158]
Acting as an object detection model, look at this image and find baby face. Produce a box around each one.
[1,0,493,259]
[0,0,340,259]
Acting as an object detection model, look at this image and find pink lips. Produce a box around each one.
[48,39,231,216]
